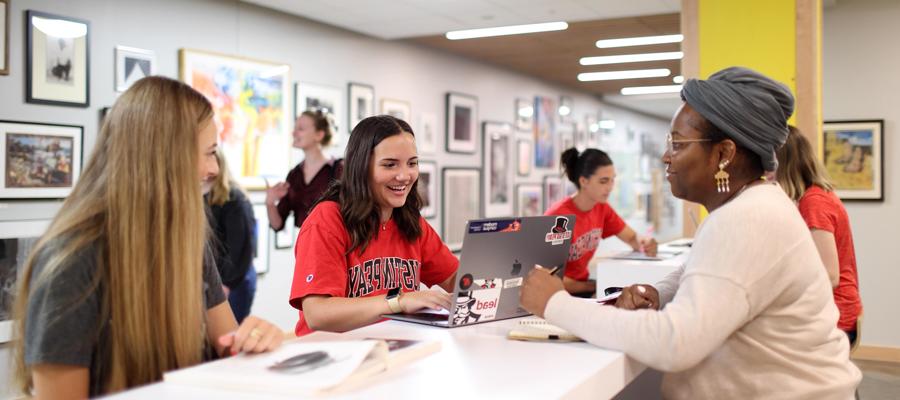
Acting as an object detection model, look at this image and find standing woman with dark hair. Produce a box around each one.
[545,148,658,296]
[205,151,257,324]
[289,115,458,336]
[777,126,862,345]
[266,110,343,232]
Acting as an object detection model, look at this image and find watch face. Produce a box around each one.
[387,287,401,298]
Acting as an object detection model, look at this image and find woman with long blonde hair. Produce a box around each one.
[776,126,862,346]
[13,76,283,398]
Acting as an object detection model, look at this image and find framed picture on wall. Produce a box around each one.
[273,214,295,250]
[820,120,884,201]
[483,122,514,217]
[534,96,556,168]
[442,167,481,251]
[0,0,9,75]
[543,175,563,209]
[180,49,291,190]
[445,92,478,154]
[417,161,437,219]
[296,82,344,152]
[251,204,270,274]
[26,10,90,107]
[348,82,375,133]
[515,98,533,131]
[417,112,438,154]
[380,98,411,123]
[115,46,156,92]
[1,120,83,200]
[517,136,533,177]
[1,221,46,344]
[516,184,542,217]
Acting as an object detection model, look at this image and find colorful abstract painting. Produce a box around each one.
[533,96,556,168]
[180,49,290,189]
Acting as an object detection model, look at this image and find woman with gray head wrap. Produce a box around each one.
[520,66,861,399]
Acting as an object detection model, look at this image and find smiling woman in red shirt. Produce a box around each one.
[289,115,458,336]
[776,126,862,345]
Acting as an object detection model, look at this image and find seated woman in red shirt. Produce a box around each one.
[776,126,862,345]
[289,115,458,335]
[545,148,658,296]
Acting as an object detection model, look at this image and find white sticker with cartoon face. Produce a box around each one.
[452,287,502,324]
[473,278,502,290]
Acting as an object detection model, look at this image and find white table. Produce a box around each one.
[108,317,648,399]
[592,240,691,295]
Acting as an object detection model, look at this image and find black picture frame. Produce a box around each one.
[25,10,90,107]
[1,119,84,200]
[445,92,479,154]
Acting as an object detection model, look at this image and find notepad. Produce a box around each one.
[507,317,582,342]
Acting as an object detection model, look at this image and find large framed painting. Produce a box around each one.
[534,96,556,168]
[543,175,563,209]
[446,92,478,154]
[1,120,83,199]
[115,45,155,92]
[0,0,8,75]
[442,167,481,251]
[417,112,438,154]
[821,120,884,201]
[26,10,90,107]
[180,49,290,190]
[483,122,514,217]
[516,184,542,217]
[380,98,411,123]
[515,98,533,131]
[251,204,270,274]
[348,82,375,133]
[417,161,437,219]
[295,82,344,157]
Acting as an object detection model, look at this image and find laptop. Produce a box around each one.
[384,214,575,328]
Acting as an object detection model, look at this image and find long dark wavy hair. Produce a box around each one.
[318,115,423,254]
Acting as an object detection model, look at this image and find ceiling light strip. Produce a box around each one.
[577,68,670,82]
[446,22,568,40]
[620,85,684,95]
[596,34,683,49]
[580,51,683,66]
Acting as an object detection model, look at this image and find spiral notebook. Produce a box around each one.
[507,317,582,342]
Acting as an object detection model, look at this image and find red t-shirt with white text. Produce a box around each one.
[289,201,459,336]
[544,197,625,281]
[798,185,862,332]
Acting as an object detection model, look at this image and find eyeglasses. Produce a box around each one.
[666,134,712,154]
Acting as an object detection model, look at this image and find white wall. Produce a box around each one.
[823,0,900,348]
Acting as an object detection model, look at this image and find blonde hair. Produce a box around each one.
[206,151,244,207]
[776,125,834,200]
[13,76,214,395]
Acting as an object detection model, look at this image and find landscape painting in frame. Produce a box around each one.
[442,168,481,251]
[1,120,82,199]
[821,120,884,201]
[180,49,290,189]
[483,122,513,217]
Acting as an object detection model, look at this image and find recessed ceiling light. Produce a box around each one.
[673,75,685,84]
[577,68,670,82]
[558,105,571,116]
[446,21,568,40]
[596,34,683,49]
[580,51,683,66]
[620,85,683,95]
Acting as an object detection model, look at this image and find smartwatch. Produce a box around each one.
[386,287,403,314]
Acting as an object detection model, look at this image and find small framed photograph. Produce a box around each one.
[517,136,533,177]
[296,82,344,152]
[417,161,437,219]
[820,120,884,201]
[348,82,375,133]
[442,167,481,251]
[516,184,543,217]
[483,122,514,217]
[251,204,270,274]
[273,214,295,250]
[1,120,83,200]
[115,46,155,92]
[417,112,438,154]
[0,0,9,75]
[445,92,478,154]
[515,98,533,131]
[543,175,563,210]
[26,10,90,107]
[380,98,411,123]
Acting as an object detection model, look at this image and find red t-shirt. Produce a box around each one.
[289,201,459,336]
[798,185,862,332]
[544,197,625,281]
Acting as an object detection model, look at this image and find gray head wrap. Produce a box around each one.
[680,66,794,172]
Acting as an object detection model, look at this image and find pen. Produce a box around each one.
[547,266,560,276]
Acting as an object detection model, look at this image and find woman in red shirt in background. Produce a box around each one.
[289,115,458,335]
[776,126,862,345]
[545,148,658,296]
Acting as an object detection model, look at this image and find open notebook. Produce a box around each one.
[507,317,583,342]
[164,338,440,396]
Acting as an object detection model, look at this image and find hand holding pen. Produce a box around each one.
[519,264,566,318]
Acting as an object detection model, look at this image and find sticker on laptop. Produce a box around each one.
[458,273,474,290]
[473,278,502,290]
[452,287,501,324]
[545,216,573,245]
[468,218,522,234]
[503,277,523,288]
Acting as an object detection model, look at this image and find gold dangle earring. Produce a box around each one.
[715,160,730,193]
